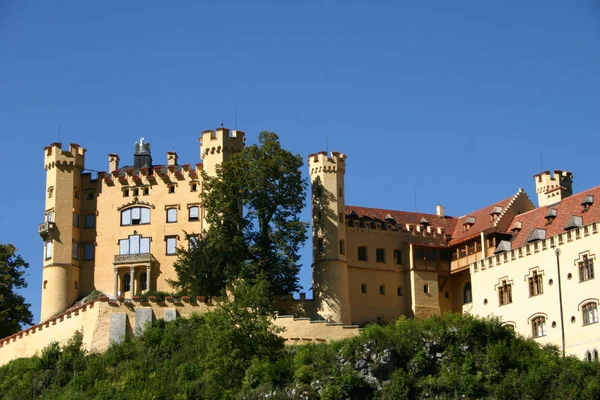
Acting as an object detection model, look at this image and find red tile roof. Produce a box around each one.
[345,205,457,246]
[509,185,600,248]
[447,196,515,246]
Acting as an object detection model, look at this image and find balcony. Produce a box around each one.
[38,221,56,238]
[450,253,483,272]
[413,259,450,274]
[113,253,155,265]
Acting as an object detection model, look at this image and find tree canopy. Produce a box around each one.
[171,131,308,297]
[0,244,34,338]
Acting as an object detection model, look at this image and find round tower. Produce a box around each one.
[309,151,351,324]
[40,143,85,321]
[199,127,245,178]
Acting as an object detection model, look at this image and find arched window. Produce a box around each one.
[139,272,147,291]
[582,302,599,326]
[532,316,546,338]
[463,282,472,304]
[594,350,599,362]
[586,351,592,361]
[122,273,131,292]
[121,207,151,226]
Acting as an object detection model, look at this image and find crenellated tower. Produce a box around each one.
[200,128,245,178]
[534,170,573,207]
[309,151,351,324]
[40,143,86,321]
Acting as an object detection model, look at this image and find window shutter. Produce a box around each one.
[141,208,150,224]
[121,209,131,225]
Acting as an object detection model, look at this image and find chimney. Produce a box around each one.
[534,170,573,207]
[167,151,178,166]
[436,204,445,217]
[108,154,120,172]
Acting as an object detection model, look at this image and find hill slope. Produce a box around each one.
[1,311,599,399]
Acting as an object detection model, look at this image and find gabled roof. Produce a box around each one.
[447,196,515,246]
[508,185,600,248]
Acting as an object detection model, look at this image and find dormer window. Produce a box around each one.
[527,228,546,243]
[463,216,476,231]
[582,195,594,212]
[545,209,557,225]
[490,206,502,222]
[564,216,583,231]
[419,217,429,227]
[511,221,522,235]
[384,213,395,223]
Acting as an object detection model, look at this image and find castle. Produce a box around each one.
[1,130,599,365]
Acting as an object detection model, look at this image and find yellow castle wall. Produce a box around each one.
[0,298,358,367]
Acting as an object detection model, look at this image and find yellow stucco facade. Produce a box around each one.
[2,140,599,365]
[308,152,600,360]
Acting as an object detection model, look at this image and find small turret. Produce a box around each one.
[199,128,245,178]
[534,170,573,207]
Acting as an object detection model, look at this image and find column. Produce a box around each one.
[113,268,118,299]
[146,265,151,292]
[130,266,136,298]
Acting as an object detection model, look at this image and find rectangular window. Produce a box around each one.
[84,214,95,228]
[167,208,177,223]
[72,242,79,260]
[123,189,129,197]
[169,185,176,194]
[143,187,149,196]
[140,237,150,253]
[83,244,94,260]
[189,206,199,221]
[47,211,54,223]
[73,212,79,227]
[394,250,402,265]
[376,248,385,263]
[358,246,367,261]
[361,283,367,294]
[191,183,197,192]
[379,285,386,295]
[423,284,429,293]
[121,209,132,225]
[498,281,513,306]
[45,241,52,260]
[339,240,345,255]
[528,272,543,296]
[338,213,344,223]
[133,188,139,197]
[583,303,599,326]
[119,239,130,255]
[140,207,151,224]
[338,188,343,197]
[130,234,140,254]
[86,191,94,201]
[397,287,403,296]
[579,256,595,282]
[166,237,177,255]
[188,235,199,250]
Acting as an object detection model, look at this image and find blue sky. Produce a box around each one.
[1,1,599,324]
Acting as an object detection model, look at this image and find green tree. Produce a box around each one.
[173,131,308,297]
[0,244,33,338]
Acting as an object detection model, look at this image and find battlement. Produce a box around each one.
[308,151,346,175]
[534,170,573,207]
[44,142,86,170]
[199,128,245,160]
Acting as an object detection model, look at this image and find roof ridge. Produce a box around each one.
[345,205,452,219]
